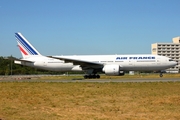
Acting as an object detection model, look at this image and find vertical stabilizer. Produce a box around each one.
[15,32,42,58]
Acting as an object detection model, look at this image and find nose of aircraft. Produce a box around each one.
[169,59,178,66]
[172,61,178,66]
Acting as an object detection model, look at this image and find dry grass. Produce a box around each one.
[0,82,180,120]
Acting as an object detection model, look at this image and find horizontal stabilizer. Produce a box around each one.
[14,59,34,63]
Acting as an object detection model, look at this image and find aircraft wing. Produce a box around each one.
[48,56,104,69]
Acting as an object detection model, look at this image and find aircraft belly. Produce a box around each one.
[121,62,168,71]
[34,62,74,71]
[48,63,74,71]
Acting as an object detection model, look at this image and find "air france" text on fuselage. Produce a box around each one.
[116,56,155,60]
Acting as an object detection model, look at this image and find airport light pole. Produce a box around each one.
[6,55,13,75]
[10,55,12,75]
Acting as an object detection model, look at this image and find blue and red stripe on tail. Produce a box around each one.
[15,32,42,58]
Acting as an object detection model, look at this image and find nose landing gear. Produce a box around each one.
[160,73,163,77]
[159,70,165,77]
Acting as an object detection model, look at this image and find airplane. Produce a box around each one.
[14,32,177,78]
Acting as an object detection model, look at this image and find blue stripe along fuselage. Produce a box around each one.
[15,33,38,55]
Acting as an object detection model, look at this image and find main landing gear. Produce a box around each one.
[84,74,100,79]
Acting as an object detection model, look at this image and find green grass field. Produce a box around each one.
[0,82,180,120]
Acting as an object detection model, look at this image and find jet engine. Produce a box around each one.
[102,64,125,76]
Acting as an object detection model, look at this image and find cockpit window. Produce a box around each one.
[169,59,173,61]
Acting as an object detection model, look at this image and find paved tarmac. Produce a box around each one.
[0,78,180,83]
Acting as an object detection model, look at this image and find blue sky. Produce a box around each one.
[1,0,180,58]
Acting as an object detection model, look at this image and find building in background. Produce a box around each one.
[151,37,180,73]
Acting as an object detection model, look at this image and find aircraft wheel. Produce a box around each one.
[160,74,163,77]
[92,75,96,79]
[84,75,88,79]
[84,74,100,79]
[96,75,100,79]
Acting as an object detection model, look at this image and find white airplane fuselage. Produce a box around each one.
[15,54,176,72]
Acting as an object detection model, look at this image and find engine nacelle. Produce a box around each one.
[102,65,125,76]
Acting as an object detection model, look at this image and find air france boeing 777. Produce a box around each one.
[14,32,177,78]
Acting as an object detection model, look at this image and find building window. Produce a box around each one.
[152,48,156,52]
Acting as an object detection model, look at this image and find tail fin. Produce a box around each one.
[15,32,42,58]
